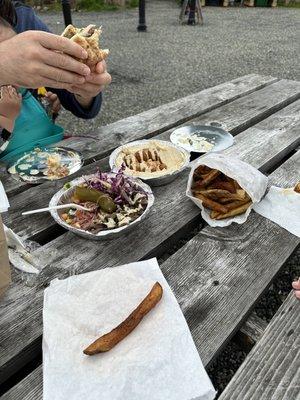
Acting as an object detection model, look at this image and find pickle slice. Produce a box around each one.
[74,186,116,213]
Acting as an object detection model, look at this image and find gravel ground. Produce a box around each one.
[207,341,247,397]
[254,245,300,322]
[39,1,300,134]
[207,244,300,397]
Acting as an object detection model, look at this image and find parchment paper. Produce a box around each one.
[186,153,268,227]
[43,258,216,400]
[0,180,9,212]
[253,186,300,237]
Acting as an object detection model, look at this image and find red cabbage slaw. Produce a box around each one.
[85,165,148,207]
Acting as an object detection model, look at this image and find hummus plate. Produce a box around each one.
[109,140,190,186]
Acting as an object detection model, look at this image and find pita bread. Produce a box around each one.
[61,24,109,67]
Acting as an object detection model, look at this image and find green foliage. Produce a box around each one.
[128,0,139,7]
[278,0,300,7]
[77,0,139,11]
[26,0,139,11]
[76,0,118,11]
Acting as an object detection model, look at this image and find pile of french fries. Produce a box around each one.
[191,165,252,220]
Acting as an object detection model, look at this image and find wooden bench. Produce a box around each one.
[219,292,300,400]
[0,74,299,399]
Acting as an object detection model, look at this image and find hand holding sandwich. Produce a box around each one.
[60,25,111,108]
[70,60,112,108]
[0,30,91,89]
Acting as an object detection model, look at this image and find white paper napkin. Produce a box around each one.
[0,180,9,213]
[43,258,216,400]
[253,186,300,237]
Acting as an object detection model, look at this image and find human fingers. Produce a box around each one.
[12,89,22,103]
[94,60,107,75]
[292,279,300,291]
[48,93,57,104]
[69,82,105,98]
[48,94,60,111]
[27,31,88,61]
[2,86,10,99]
[35,64,87,86]
[45,93,61,112]
[0,32,88,89]
[39,47,90,77]
[6,86,13,98]
[34,78,74,91]
[52,98,61,114]
[8,86,18,98]
[45,92,56,100]
[85,71,112,86]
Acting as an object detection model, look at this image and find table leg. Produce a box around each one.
[180,0,189,23]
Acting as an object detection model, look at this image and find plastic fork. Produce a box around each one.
[22,203,92,216]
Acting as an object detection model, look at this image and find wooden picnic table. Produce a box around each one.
[0,74,299,399]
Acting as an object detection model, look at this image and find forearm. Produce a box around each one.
[0,51,12,86]
[48,88,102,119]
[74,94,94,109]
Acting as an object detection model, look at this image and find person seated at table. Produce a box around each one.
[292,278,300,300]
[0,84,61,155]
[0,16,65,160]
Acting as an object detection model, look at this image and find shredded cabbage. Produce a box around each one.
[86,165,147,207]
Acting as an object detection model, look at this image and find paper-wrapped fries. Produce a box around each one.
[186,153,268,227]
[191,166,252,220]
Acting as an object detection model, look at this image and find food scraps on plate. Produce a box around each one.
[8,147,82,183]
[170,125,234,154]
[191,165,252,220]
[177,133,214,152]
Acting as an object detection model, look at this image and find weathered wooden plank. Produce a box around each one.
[1,101,300,384]
[1,152,299,400]
[219,292,300,400]
[1,367,42,400]
[238,312,267,347]
[3,90,300,241]
[160,151,300,368]
[75,78,299,144]
[0,74,280,196]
